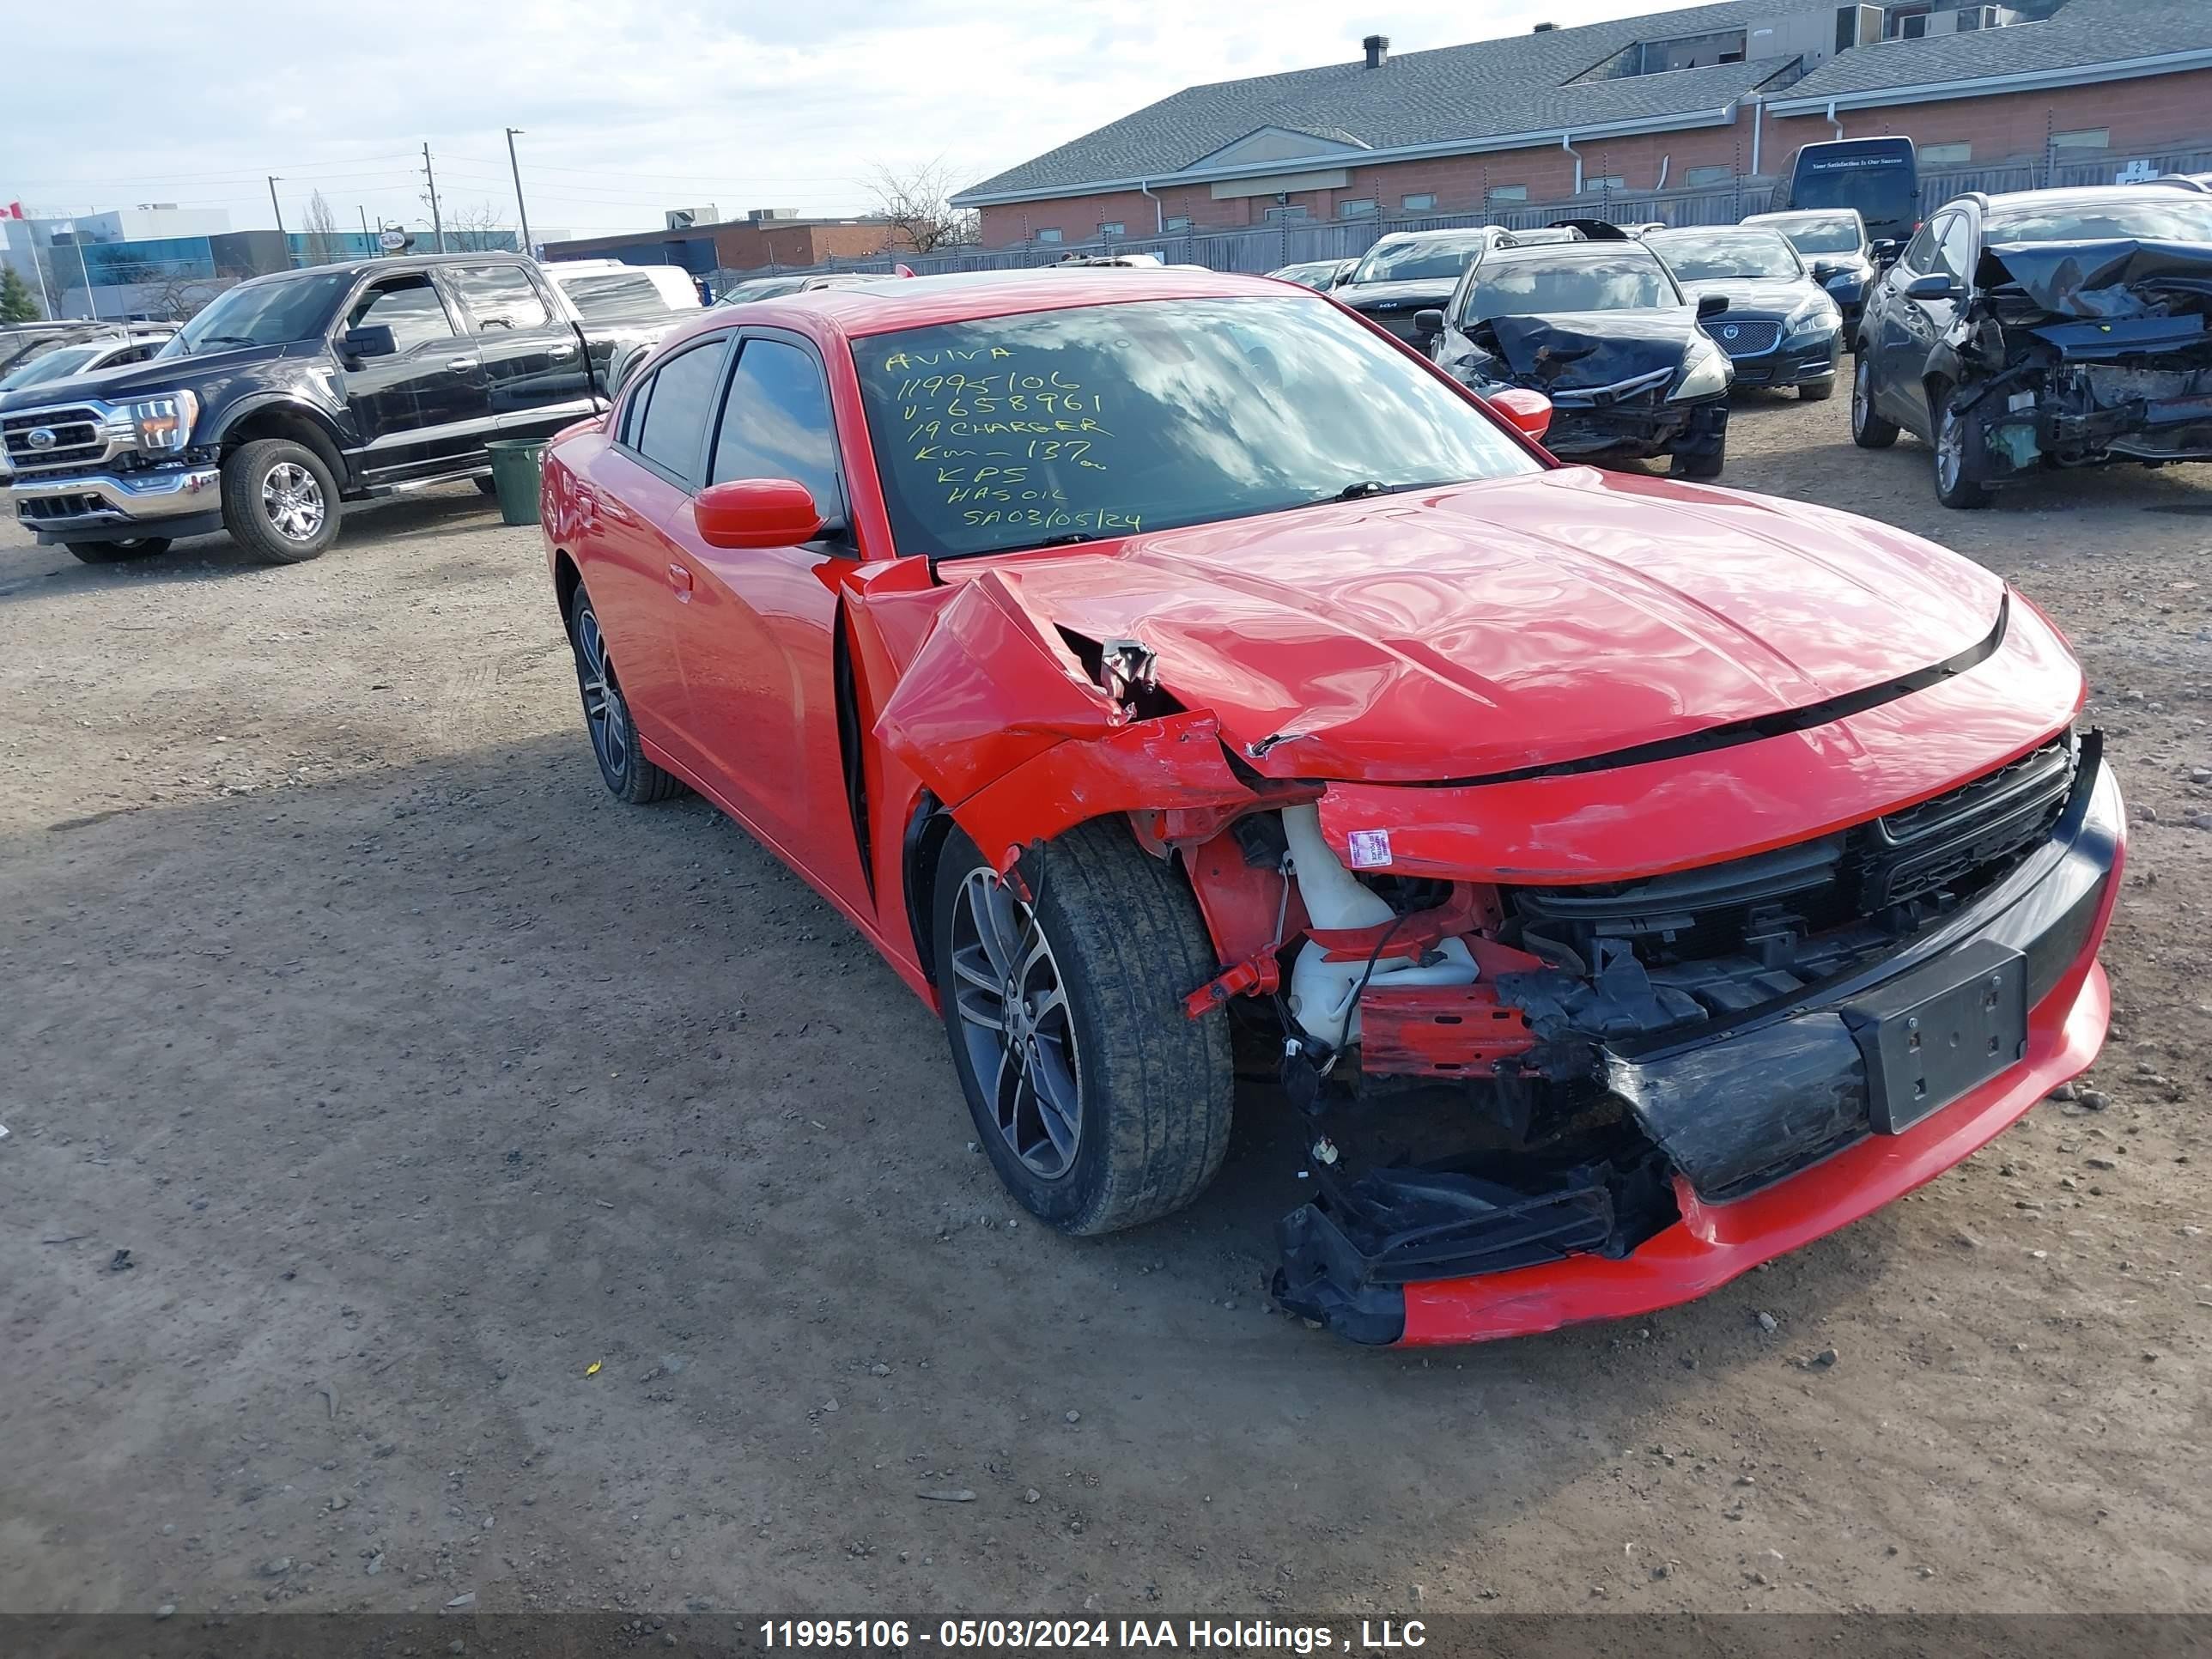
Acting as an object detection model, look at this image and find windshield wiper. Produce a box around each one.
[1294,478,1459,508]
[195,334,261,349]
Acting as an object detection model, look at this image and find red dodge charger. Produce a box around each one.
[540,267,2123,1346]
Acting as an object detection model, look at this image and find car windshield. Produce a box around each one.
[1987,197,2212,244]
[162,270,355,356]
[719,276,807,305]
[1462,251,1680,323]
[0,343,103,390]
[1351,234,1492,285]
[1760,215,1862,255]
[1647,229,1802,281]
[851,295,1540,559]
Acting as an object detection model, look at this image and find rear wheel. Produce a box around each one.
[222,438,341,563]
[931,820,1233,1236]
[1851,355,1900,448]
[1933,388,1994,510]
[567,588,686,804]
[65,537,172,564]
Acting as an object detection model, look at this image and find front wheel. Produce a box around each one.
[1933,391,1994,510]
[66,537,172,564]
[1851,355,1900,448]
[1798,375,1836,402]
[1670,437,1726,481]
[222,438,341,563]
[932,820,1233,1236]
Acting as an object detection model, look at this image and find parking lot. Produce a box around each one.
[3,389,2208,1618]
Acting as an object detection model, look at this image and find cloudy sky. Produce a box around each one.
[8,0,1658,242]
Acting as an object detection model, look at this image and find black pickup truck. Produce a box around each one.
[0,253,675,564]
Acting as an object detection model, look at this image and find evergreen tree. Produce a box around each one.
[0,265,42,323]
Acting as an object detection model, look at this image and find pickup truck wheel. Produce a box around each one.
[474,476,500,497]
[931,820,1234,1237]
[222,438,340,563]
[1851,356,1900,448]
[568,590,686,805]
[66,537,172,564]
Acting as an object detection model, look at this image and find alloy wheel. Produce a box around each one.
[1852,360,1873,436]
[1936,405,1964,495]
[947,866,1082,1180]
[573,606,629,784]
[260,461,326,543]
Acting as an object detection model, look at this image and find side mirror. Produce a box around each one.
[1413,308,1446,337]
[1488,386,1553,442]
[342,324,398,359]
[1902,271,1960,301]
[1869,239,1901,264]
[1696,293,1729,319]
[696,477,823,550]
[1809,260,1843,283]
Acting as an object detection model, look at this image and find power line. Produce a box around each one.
[10,152,424,187]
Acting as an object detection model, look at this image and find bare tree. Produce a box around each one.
[303,190,344,268]
[865,159,979,254]
[441,199,514,253]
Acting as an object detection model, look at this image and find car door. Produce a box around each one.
[574,331,734,779]
[661,331,867,902]
[441,261,595,436]
[336,270,491,482]
[1879,213,1967,440]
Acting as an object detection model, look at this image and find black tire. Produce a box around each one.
[566,588,686,804]
[65,537,171,564]
[1931,386,1995,510]
[931,820,1233,1236]
[1798,375,1836,402]
[1670,438,1726,481]
[221,438,341,563]
[1850,353,1900,448]
[474,475,501,497]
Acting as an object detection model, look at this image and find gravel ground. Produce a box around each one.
[1,390,2207,1619]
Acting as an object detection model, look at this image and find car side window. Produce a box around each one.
[708,338,843,526]
[347,275,457,352]
[1937,215,1975,285]
[630,338,729,487]
[1896,218,1942,276]
[449,264,550,331]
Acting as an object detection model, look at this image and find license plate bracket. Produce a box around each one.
[1842,938,2028,1135]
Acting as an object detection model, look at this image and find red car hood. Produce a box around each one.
[951,466,2006,783]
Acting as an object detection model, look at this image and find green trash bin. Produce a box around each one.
[484,438,549,527]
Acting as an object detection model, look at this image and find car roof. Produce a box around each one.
[672,266,1300,343]
[1744,208,1862,223]
[1647,223,1786,240]
[1980,184,2204,214]
[1482,239,1662,265]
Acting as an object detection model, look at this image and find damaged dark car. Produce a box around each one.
[1333,226,1522,346]
[1425,238,1734,477]
[1854,185,2212,507]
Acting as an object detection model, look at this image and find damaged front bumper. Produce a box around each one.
[1275,746,2124,1346]
[1543,393,1729,464]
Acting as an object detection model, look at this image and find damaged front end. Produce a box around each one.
[1469,313,1729,465]
[1936,238,2212,480]
[847,534,2121,1347]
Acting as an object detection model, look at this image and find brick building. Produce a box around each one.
[539,212,896,277]
[952,0,2212,246]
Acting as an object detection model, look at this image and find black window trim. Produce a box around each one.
[615,330,737,492]
[706,324,858,554]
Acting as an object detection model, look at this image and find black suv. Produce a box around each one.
[1851,185,2212,507]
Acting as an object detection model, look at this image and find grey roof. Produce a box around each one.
[957,0,1795,204]
[1775,0,2212,106]
[960,0,2212,204]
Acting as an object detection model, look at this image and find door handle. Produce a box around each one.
[447,356,480,372]
[549,342,577,358]
[667,562,694,601]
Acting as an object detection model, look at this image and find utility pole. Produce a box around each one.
[505,127,532,257]
[268,175,289,265]
[359,204,371,249]
[422,143,446,253]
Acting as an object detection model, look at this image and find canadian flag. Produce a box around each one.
[3,202,22,220]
